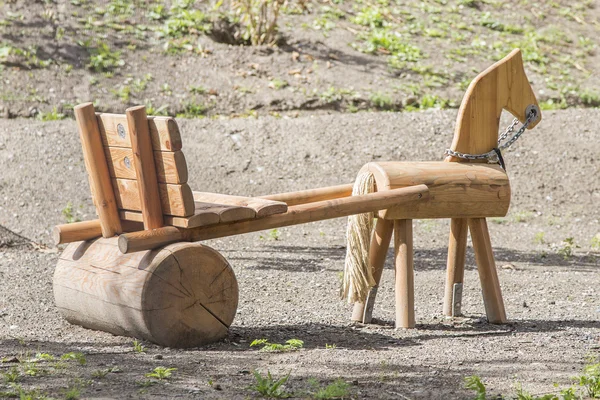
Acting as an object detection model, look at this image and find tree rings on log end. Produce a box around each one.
[53,237,238,348]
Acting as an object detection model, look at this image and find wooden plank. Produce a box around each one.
[74,103,122,237]
[118,185,429,253]
[394,219,415,329]
[443,218,468,317]
[112,178,194,217]
[193,192,287,218]
[104,147,188,184]
[468,218,507,324]
[120,210,220,229]
[96,113,182,151]
[126,106,164,230]
[194,201,256,223]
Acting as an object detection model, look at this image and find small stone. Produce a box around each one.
[523,301,528,308]
[154,354,163,360]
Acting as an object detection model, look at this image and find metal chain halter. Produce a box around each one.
[444,104,540,169]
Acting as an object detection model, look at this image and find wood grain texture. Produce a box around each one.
[104,147,188,184]
[443,218,468,316]
[74,103,122,237]
[54,238,238,347]
[363,161,510,220]
[193,192,287,218]
[119,185,429,253]
[468,218,507,324]
[394,219,415,329]
[120,209,221,229]
[53,220,103,245]
[194,201,255,223]
[126,106,164,230]
[112,178,195,217]
[260,184,353,206]
[351,218,394,323]
[96,113,182,151]
[447,49,541,160]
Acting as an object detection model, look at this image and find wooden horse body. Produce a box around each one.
[349,49,541,327]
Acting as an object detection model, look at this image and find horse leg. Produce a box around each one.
[351,218,393,323]
[394,219,415,329]
[443,218,468,317]
[468,218,507,323]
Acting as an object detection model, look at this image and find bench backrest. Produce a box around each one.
[75,103,195,236]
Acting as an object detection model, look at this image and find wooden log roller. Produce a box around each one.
[53,49,541,347]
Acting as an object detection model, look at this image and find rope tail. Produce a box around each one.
[341,165,376,304]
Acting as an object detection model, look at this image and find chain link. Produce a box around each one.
[444,106,539,165]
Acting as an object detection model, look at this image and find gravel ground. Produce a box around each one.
[0,109,599,399]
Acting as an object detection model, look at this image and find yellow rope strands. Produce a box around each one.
[342,166,376,303]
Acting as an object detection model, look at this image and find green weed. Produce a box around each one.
[177,100,209,118]
[591,234,600,250]
[133,340,146,353]
[38,107,66,121]
[61,352,87,366]
[1,366,19,383]
[83,41,124,72]
[250,338,304,352]
[158,1,210,39]
[146,366,177,380]
[557,237,577,260]
[249,370,291,398]
[312,378,350,399]
[62,202,80,223]
[269,78,289,90]
[369,92,394,110]
[534,232,546,245]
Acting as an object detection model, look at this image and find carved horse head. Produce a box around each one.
[447,49,541,160]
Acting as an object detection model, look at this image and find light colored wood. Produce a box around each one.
[126,106,164,230]
[362,161,510,220]
[193,192,287,218]
[112,178,195,217]
[194,201,256,223]
[96,113,182,151]
[53,238,238,347]
[467,218,507,323]
[443,218,468,316]
[351,218,394,323]
[119,185,429,253]
[394,219,415,329]
[120,210,221,229]
[53,220,103,245]
[104,147,188,184]
[447,49,541,161]
[74,103,122,237]
[260,184,354,206]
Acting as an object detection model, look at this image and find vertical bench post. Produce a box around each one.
[74,103,122,237]
[126,106,164,230]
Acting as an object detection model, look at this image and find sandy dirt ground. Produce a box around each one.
[0,109,599,399]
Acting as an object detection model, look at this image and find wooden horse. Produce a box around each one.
[52,49,540,347]
[347,48,541,327]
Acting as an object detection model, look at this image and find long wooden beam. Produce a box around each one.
[118,185,429,254]
[53,183,357,245]
[259,183,353,206]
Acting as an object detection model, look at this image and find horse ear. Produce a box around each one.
[499,49,542,129]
